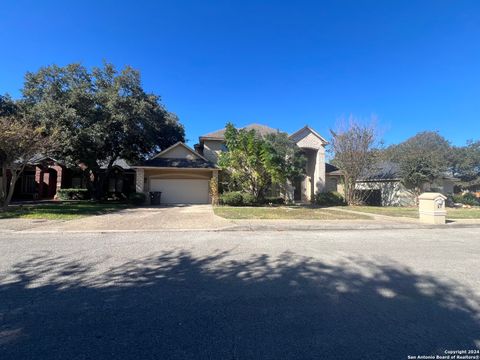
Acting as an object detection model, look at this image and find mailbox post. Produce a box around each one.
[418,192,447,224]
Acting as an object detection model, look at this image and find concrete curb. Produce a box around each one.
[4,222,480,234]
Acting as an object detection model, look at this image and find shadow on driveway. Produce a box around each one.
[1,251,479,359]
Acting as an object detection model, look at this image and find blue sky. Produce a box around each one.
[1,0,479,146]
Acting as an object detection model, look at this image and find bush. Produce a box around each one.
[461,192,480,206]
[220,191,244,206]
[220,192,286,206]
[451,194,464,204]
[128,192,147,205]
[57,188,90,200]
[314,191,346,206]
[240,193,256,206]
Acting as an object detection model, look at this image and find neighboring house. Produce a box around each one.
[4,156,136,201]
[131,123,331,204]
[326,161,457,206]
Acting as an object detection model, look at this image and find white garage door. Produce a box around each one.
[150,179,210,204]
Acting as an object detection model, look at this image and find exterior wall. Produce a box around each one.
[295,132,325,149]
[355,181,416,206]
[202,140,224,164]
[135,168,145,193]
[325,176,339,192]
[158,145,200,160]
[429,178,455,195]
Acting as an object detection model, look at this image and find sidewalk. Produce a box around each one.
[2,216,479,234]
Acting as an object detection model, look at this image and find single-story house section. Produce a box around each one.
[133,142,219,204]
[326,161,457,206]
[4,156,136,201]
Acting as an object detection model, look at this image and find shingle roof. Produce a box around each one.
[200,123,280,140]
[137,158,217,169]
[325,163,340,174]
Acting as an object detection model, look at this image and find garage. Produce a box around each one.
[150,178,210,204]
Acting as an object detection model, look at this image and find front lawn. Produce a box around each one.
[446,207,480,219]
[345,206,480,220]
[346,206,419,218]
[214,206,372,220]
[0,202,129,220]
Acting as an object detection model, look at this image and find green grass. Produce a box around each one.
[345,206,480,220]
[0,202,129,220]
[214,206,372,220]
[446,207,480,219]
[346,206,419,218]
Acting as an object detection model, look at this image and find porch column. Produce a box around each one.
[35,166,44,200]
[314,148,326,194]
[135,168,145,193]
[53,165,63,199]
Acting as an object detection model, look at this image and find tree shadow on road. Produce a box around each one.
[1,250,479,359]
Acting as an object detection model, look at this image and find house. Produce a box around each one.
[4,156,136,201]
[325,161,457,206]
[133,124,331,204]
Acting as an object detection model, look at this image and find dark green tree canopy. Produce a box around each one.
[384,131,451,194]
[22,62,185,169]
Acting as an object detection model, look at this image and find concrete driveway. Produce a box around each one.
[23,204,233,232]
[1,228,479,359]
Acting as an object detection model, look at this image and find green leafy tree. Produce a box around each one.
[21,62,185,197]
[218,123,305,200]
[386,131,451,199]
[448,140,480,189]
[0,111,54,209]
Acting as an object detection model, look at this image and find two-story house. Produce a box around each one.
[133,124,330,204]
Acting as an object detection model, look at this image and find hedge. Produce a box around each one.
[219,192,286,206]
[56,188,90,200]
[220,191,244,206]
[314,191,346,206]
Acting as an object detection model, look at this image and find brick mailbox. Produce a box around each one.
[418,192,447,224]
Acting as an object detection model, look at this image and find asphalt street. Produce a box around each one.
[1,228,479,359]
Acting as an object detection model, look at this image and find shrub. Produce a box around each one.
[57,188,90,200]
[128,192,147,205]
[451,194,464,204]
[263,196,285,205]
[220,191,244,206]
[241,193,257,206]
[314,191,346,206]
[461,192,480,206]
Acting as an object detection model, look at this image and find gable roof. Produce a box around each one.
[289,125,329,145]
[152,142,210,162]
[133,141,218,169]
[135,158,218,169]
[200,123,280,141]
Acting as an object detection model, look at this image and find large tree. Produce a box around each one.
[330,118,380,205]
[218,123,305,200]
[385,131,451,199]
[21,62,185,197]
[448,140,480,189]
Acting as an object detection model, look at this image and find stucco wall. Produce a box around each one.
[325,176,339,192]
[355,181,416,206]
[202,140,224,164]
[158,145,200,160]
